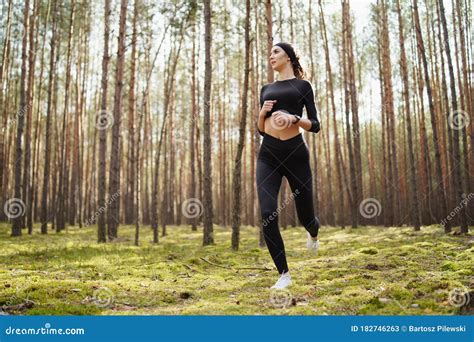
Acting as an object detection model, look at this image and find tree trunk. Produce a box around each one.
[342,0,358,228]
[265,0,273,83]
[97,0,111,242]
[202,0,214,245]
[107,0,128,240]
[413,0,450,232]
[438,0,468,233]
[126,0,139,225]
[11,0,30,237]
[231,0,250,250]
[396,0,421,230]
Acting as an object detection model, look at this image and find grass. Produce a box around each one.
[0,222,472,315]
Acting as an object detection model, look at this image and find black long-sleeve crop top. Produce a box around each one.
[258,78,321,136]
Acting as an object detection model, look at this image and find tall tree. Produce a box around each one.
[23,0,39,233]
[0,0,13,222]
[379,0,401,225]
[396,0,421,230]
[231,0,251,250]
[202,0,214,245]
[126,0,139,225]
[413,0,450,232]
[56,0,75,232]
[344,0,363,220]
[265,0,274,83]
[438,0,468,233]
[108,0,129,240]
[189,17,198,231]
[11,0,30,237]
[40,0,57,234]
[319,0,343,227]
[98,0,111,242]
[342,0,358,228]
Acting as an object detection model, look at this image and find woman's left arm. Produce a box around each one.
[299,81,321,133]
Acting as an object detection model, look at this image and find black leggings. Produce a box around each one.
[256,132,320,274]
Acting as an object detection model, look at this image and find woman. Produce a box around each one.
[256,42,321,290]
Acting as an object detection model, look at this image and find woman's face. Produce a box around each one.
[269,45,290,71]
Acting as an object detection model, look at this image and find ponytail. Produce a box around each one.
[274,42,306,80]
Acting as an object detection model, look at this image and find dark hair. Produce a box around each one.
[274,42,305,80]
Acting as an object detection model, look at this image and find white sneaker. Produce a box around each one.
[306,232,320,253]
[270,271,292,289]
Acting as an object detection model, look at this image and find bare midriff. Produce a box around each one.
[263,115,302,141]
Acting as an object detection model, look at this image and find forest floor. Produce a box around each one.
[0,223,472,315]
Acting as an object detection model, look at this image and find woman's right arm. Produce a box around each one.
[257,85,268,136]
[257,113,266,136]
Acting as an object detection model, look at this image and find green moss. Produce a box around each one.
[441,261,459,271]
[359,247,379,254]
[0,223,472,315]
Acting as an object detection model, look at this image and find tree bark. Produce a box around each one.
[231,0,251,250]
[107,0,128,240]
[202,0,214,245]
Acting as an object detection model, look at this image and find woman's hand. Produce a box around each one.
[260,100,277,117]
[271,111,297,130]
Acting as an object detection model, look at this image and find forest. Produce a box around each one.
[0,0,472,315]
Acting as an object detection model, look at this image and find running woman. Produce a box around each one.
[256,42,321,289]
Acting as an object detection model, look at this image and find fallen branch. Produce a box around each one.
[199,257,231,269]
[1,300,35,313]
[235,266,272,271]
